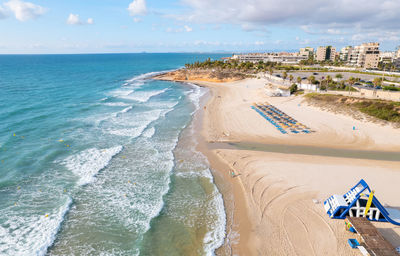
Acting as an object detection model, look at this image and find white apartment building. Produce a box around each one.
[379,51,396,63]
[299,47,314,57]
[339,46,353,61]
[349,42,380,69]
[231,52,308,64]
[316,46,336,61]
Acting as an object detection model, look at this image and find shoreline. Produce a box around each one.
[154,73,400,255]
[193,87,254,255]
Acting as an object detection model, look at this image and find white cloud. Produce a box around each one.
[4,0,46,21]
[67,13,80,25]
[133,17,141,23]
[175,0,400,39]
[67,14,93,25]
[326,29,341,35]
[166,25,193,33]
[128,0,147,16]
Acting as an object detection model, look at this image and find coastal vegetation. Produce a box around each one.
[185,58,400,79]
[305,93,400,123]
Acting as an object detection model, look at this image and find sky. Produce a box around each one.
[0,0,399,54]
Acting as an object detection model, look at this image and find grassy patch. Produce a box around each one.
[305,93,400,123]
[383,86,400,91]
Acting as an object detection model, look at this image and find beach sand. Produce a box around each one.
[157,74,400,255]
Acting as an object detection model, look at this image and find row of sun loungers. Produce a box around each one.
[251,103,312,134]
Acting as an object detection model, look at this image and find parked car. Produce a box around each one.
[313,72,318,75]
[376,86,382,89]
[276,74,281,77]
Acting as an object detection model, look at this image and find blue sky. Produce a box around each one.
[0,0,399,54]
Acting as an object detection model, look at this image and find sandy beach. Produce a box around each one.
[155,73,400,255]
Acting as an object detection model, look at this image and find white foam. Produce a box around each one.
[118,88,168,103]
[120,106,133,114]
[124,70,177,86]
[142,127,155,138]
[0,197,72,256]
[62,146,123,186]
[105,108,168,138]
[108,89,135,98]
[103,102,131,107]
[107,127,145,138]
[186,83,207,110]
[202,169,227,256]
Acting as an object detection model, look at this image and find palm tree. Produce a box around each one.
[347,77,356,94]
[373,77,382,88]
[308,75,316,84]
[335,73,343,82]
[282,71,288,80]
[268,67,273,77]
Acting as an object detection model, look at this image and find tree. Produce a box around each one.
[347,77,356,86]
[290,83,298,94]
[335,73,343,81]
[289,74,294,83]
[268,67,273,76]
[282,71,288,80]
[308,75,316,84]
[297,76,302,84]
[347,77,356,94]
[373,77,382,88]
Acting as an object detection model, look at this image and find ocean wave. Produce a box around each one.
[107,127,146,138]
[108,89,134,97]
[148,100,179,110]
[0,197,72,256]
[120,106,133,114]
[123,70,177,86]
[142,127,155,138]
[105,108,173,138]
[103,102,131,107]
[118,88,169,103]
[203,184,226,256]
[62,146,123,186]
[186,83,207,111]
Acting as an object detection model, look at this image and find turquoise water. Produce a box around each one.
[0,53,227,255]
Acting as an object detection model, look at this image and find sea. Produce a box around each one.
[0,53,229,255]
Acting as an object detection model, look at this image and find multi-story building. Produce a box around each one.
[231,52,308,64]
[299,47,314,58]
[316,46,336,62]
[394,58,400,69]
[395,47,400,68]
[339,46,353,61]
[349,42,380,69]
[379,51,396,64]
